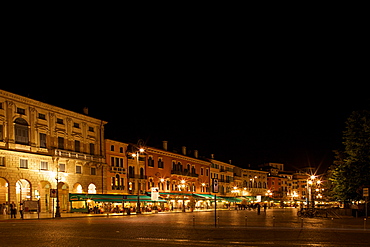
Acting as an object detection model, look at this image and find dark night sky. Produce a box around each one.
[2,15,369,172]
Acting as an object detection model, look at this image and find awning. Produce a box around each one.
[192,194,223,200]
[69,193,166,202]
[220,197,243,202]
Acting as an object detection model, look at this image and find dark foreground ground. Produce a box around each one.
[0,208,369,246]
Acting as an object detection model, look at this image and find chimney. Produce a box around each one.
[229,160,232,164]
[162,141,168,151]
[211,154,214,159]
[194,150,198,158]
[83,107,89,115]
[182,146,186,155]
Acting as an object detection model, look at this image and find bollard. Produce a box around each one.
[273,216,275,227]
[245,216,248,227]
[217,216,220,227]
[301,217,304,228]
[193,216,195,227]
[364,218,367,231]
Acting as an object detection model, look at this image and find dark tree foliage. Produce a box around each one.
[328,110,370,201]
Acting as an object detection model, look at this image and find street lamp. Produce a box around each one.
[307,175,321,209]
[55,165,61,218]
[130,141,145,214]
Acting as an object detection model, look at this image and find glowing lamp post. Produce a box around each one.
[131,145,145,214]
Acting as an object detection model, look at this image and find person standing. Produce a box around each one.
[19,202,24,219]
[10,202,16,218]
[2,203,7,216]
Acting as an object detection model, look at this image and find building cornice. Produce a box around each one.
[0,89,107,125]
[147,147,211,166]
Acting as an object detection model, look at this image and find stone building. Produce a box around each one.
[0,90,107,213]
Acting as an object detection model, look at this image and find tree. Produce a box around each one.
[328,110,370,202]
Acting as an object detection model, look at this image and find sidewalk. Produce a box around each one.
[0,208,216,221]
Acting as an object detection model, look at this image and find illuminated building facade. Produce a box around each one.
[0,90,107,213]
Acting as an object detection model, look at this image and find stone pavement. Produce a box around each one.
[0,208,368,231]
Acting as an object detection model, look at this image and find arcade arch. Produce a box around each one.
[38,181,52,212]
[16,179,31,205]
[58,182,69,212]
[0,178,9,205]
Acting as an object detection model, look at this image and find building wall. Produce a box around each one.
[241,169,268,197]
[0,90,107,212]
[146,147,211,194]
[105,139,128,194]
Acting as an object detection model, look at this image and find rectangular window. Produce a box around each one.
[56,118,64,124]
[89,143,95,155]
[111,157,115,166]
[20,159,28,169]
[73,122,80,128]
[17,108,25,115]
[38,113,46,120]
[39,133,47,148]
[76,165,82,174]
[0,157,5,166]
[75,140,80,152]
[40,161,48,170]
[58,137,64,149]
[0,125,3,141]
[91,167,96,175]
[59,163,66,172]
[88,126,94,132]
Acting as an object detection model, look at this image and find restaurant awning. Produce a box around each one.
[220,197,243,202]
[69,193,166,202]
[192,194,223,200]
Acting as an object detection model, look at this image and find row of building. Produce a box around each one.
[0,89,321,214]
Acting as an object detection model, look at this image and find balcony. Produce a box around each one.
[54,149,102,162]
[171,170,199,178]
[128,174,146,179]
[110,167,126,174]
[111,185,125,190]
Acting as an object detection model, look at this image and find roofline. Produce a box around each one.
[0,89,108,125]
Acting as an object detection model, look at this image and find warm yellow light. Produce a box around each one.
[132,153,137,157]
[160,178,165,183]
[139,148,145,153]
[310,175,316,180]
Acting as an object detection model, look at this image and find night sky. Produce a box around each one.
[2,17,369,172]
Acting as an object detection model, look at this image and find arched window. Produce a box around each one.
[140,167,144,179]
[14,118,29,145]
[186,164,190,172]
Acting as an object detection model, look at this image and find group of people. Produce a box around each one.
[1,202,24,219]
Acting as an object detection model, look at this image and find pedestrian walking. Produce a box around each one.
[257,203,261,215]
[263,203,267,213]
[10,201,16,218]
[2,203,7,216]
[19,202,24,219]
